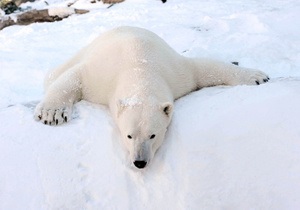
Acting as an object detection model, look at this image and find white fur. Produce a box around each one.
[34,26,269,169]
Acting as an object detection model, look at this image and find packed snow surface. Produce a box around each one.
[1,0,300,209]
[48,7,75,18]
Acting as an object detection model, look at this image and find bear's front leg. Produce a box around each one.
[191,58,270,87]
[34,66,82,125]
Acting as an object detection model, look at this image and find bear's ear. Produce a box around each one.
[160,102,173,117]
[117,100,126,117]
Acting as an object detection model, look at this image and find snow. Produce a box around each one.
[48,7,75,18]
[0,0,300,209]
[120,96,142,107]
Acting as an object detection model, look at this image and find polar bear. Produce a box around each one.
[34,26,269,169]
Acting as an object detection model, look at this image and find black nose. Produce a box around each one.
[133,160,147,169]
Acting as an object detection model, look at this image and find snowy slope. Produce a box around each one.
[1,0,300,209]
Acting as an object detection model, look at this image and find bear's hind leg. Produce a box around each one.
[34,64,83,125]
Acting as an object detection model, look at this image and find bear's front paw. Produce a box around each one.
[240,70,270,86]
[34,102,73,126]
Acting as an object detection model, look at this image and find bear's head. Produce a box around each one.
[116,100,173,169]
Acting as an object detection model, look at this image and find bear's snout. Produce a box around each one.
[133,160,147,169]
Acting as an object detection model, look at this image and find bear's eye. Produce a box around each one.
[127,135,132,139]
[150,134,156,139]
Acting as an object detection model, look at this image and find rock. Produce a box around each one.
[0,7,89,30]
[0,0,18,14]
[102,0,124,4]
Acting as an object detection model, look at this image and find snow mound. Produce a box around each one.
[48,7,75,18]
[1,79,300,209]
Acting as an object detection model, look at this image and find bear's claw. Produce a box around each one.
[34,102,72,126]
[240,70,270,86]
